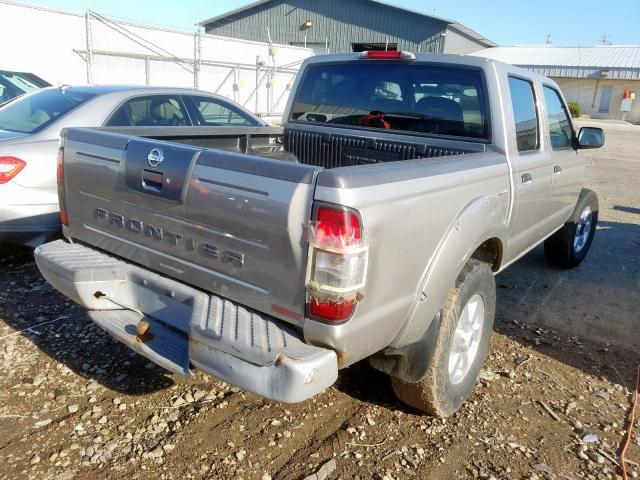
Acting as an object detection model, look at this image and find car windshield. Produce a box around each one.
[291,62,490,140]
[0,88,96,133]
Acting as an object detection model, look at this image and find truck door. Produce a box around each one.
[542,85,583,227]
[506,76,554,257]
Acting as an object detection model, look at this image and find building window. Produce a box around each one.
[352,43,398,52]
[508,76,539,152]
[290,42,329,55]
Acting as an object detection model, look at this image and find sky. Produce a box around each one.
[22,0,640,46]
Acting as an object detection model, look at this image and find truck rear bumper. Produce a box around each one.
[34,240,338,403]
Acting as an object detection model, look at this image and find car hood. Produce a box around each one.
[0,129,29,142]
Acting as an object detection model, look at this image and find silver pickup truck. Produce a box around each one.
[35,51,604,416]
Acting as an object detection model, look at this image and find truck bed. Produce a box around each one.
[101,125,484,168]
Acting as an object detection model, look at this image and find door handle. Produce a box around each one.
[142,169,163,192]
[553,165,562,174]
[521,173,533,185]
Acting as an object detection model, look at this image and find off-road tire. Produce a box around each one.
[391,260,496,416]
[544,188,598,268]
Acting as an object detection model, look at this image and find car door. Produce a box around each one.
[506,75,554,257]
[542,85,583,227]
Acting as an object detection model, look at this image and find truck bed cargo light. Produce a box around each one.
[359,50,415,60]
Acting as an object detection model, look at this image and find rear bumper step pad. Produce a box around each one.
[35,240,338,403]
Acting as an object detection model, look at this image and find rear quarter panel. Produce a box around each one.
[305,151,510,365]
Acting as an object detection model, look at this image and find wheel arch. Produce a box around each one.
[378,195,507,358]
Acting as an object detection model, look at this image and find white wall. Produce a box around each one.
[0,1,313,114]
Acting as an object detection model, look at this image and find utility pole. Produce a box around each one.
[600,34,611,45]
[546,34,553,45]
[194,10,202,89]
[85,11,94,84]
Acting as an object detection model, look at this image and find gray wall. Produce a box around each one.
[204,0,448,53]
[443,27,487,55]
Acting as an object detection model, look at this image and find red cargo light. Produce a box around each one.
[306,204,368,323]
[359,50,416,60]
[0,156,26,184]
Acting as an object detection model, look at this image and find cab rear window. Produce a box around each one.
[291,62,490,140]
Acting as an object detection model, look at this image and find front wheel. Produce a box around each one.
[544,188,598,268]
[391,260,496,417]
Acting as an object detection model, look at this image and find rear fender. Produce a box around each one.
[391,194,507,348]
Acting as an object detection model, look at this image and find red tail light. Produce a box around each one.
[0,156,26,184]
[309,298,356,320]
[315,206,361,247]
[359,50,415,60]
[306,204,368,323]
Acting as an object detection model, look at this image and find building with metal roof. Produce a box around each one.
[200,0,495,55]
[475,45,640,123]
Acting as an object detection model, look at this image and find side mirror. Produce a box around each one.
[577,127,605,149]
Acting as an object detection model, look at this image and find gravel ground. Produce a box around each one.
[0,121,638,480]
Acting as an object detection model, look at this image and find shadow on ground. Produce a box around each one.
[0,242,176,396]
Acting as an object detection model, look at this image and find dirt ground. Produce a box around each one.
[0,121,638,480]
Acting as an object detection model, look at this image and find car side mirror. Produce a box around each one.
[577,127,605,149]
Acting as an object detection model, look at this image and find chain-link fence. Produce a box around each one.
[77,11,308,118]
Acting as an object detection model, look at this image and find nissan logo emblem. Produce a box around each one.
[147,148,164,168]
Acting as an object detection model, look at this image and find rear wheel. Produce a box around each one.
[391,260,495,416]
[544,189,598,268]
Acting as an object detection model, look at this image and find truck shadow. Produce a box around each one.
[0,243,176,395]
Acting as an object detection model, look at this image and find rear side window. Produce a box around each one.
[187,96,257,126]
[107,95,189,127]
[291,63,490,140]
[0,88,96,133]
[508,77,538,152]
[543,86,574,149]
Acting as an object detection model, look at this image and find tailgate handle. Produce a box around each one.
[142,169,163,193]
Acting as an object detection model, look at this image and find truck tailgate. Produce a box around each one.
[61,128,323,325]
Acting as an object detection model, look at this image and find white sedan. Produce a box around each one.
[0,85,265,246]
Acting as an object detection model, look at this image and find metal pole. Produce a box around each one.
[233,66,239,104]
[256,56,261,113]
[145,57,151,85]
[193,28,202,88]
[215,68,235,94]
[85,11,94,84]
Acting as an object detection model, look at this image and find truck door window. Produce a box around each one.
[508,77,539,152]
[543,86,574,150]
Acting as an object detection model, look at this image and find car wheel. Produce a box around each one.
[544,188,598,268]
[391,260,496,416]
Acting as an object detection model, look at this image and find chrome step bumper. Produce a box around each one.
[35,240,338,403]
